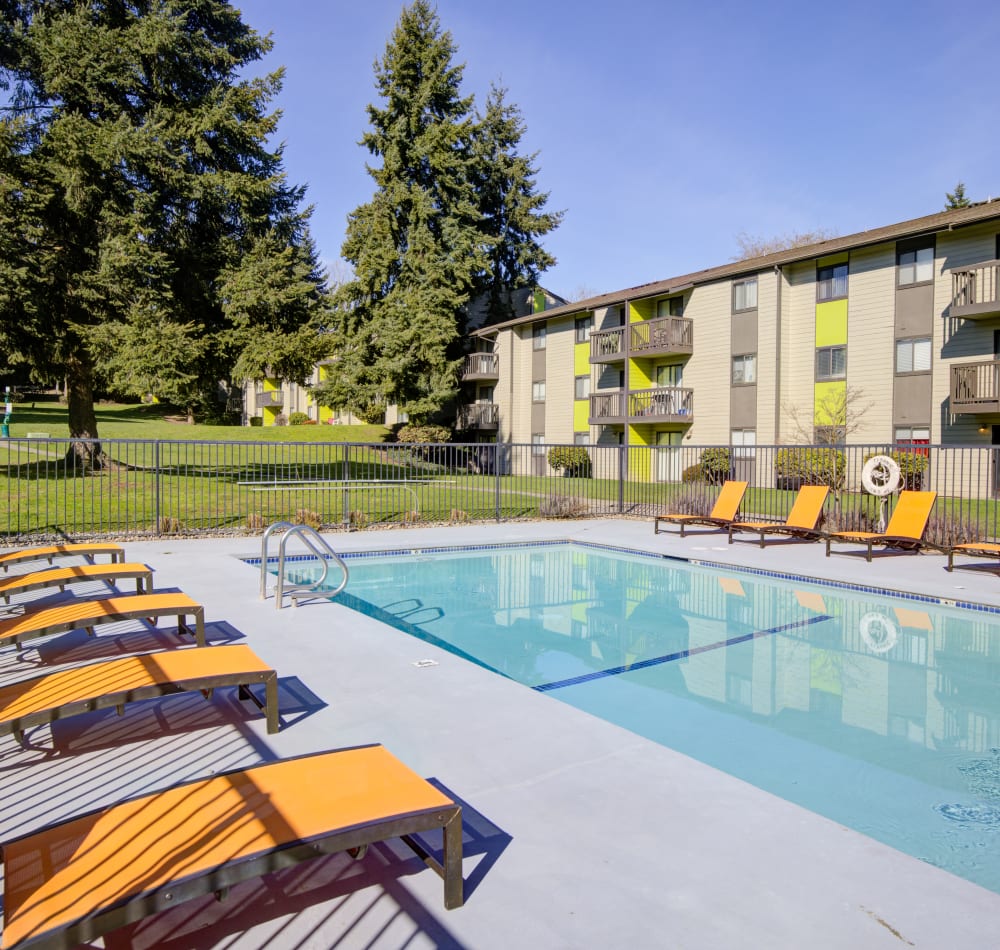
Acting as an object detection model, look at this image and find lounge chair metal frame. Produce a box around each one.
[0,543,124,573]
[0,644,279,744]
[946,542,1000,572]
[1,745,463,949]
[728,485,830,548]
[654,480,749,537]
[0,563,153,604]
[825,490,938,562]
[0,592,205,651]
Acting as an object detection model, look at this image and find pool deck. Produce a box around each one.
[2,519,1000,949]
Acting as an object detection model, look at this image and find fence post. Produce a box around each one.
[495,443,502,522]
[618,443,626,514]
[342,444,351,527]
[154,441,161,537]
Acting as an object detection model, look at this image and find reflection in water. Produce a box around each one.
[344,543,1000,893]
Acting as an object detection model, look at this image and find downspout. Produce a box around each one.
[774,264,783,443]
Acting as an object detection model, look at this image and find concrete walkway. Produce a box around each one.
[1,519,999,949]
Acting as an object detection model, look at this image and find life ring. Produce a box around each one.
[861,455,901,496]
[860,612,898,654]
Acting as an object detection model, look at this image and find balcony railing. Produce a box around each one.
[462,352,499,379]
[457,402,499,429]
[629,316,693,356]
[951,259,1000,320]
[255,390,284,408]
[589,327,625,363]
[951,360,1000,413]
[589,387,694,425]
[629,386,694,422]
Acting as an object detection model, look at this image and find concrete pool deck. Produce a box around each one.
[2,518,1000,949]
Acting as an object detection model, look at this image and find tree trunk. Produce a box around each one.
[65,354,103,471]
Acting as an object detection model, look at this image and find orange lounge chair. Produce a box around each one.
[0,644,279,743]
[0,592,205,651]
[1,745,463,949]
[0,562,152,604]
[0,543,124,573]
[654,480,749,537]
[728,485,830,547]
[947,541,1000,572]
[825,490,937,562]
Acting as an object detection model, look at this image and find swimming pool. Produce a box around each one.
[274,540,1000,894]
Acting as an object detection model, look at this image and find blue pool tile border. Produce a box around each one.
[242,538,1000,618]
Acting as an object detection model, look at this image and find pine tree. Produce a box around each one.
[472,84,563,325]
[316,1,489,424]
[945,182,971,210]
[0,1,328,464]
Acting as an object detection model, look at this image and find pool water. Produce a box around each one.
[285,541,1000,893]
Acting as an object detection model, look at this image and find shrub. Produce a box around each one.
[249,416,263,427]
[349,509,367,528]
[397,424,451,444]
[157,516,182,534]
[825,508,874,534]
[247,512,266,531]
[699,448,731,485]
[403,509,422,523]
[273,413,288,426]
[540,495,590,518]
[681,463,705,484]
[924,513,981,549]
[288,411,310,426]
[450,508,469,523]
[665,489,713,517]
[547,445,591,477]
[294,508,322,529]
[774,447,845,489]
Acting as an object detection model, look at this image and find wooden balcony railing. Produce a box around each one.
[951,259,1000,320]
[589,389,626,423]
[462,352,499,379]
[255,390,284,408]
[629,316,693,356]
[457,402,499,429]
[628,387,694,422]
[589,327,625,362]
[951,360,1000,413]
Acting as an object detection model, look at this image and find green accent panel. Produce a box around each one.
[263,377,280,392]
[817,251,848,267]
[815,299,848,347]
[631,299,654,321]
[810,649,842,696]
[573,400,589,431]
[533,289,545,313]
[627,432,653,482]
[813,381,846,424]
[574,342,590,375]
[630,359,654,389]
[263,405,281,426]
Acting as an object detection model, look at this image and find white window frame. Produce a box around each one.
[532,380,546,402]
[532,324,547,350]
[731,428,756,458]
[895,337,932,374]
[574,432,590,445]
[816,262,848,302]
[574,375,590,400]
[898,245,934,286]
[733,278,758,312]
[816,345,847,381]
[732,353,756,385]
[575,316,592,343]
[531,433,546,455]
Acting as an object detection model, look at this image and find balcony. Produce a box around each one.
[589,327,626,363]
[629,316,694,357]
[462,352,499,380]
[590,317,694,364]
[457,402,499,430]
[588,387,694,425]
[951,360,1000,414]
[255,389,284,408]
[951,259,1000,320]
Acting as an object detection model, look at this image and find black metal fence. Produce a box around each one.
[1,437,999,542]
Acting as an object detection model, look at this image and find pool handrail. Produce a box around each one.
[272,524,349,608]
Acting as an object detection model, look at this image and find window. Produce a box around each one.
[731,429,756,457]
[574,432,589,445]
[898,243,934,286]
[816,345,847,380]
[532,380,546,402]
[575,316,592,343]
[894,425,930,444]
[574,375,590,400]
[656,297,685,318]
[532,324,547,350]
[732,354,756,385]
[733,278,757,311]
[817,262,848,301]
[895,337,932,373]
[531,434,545,455]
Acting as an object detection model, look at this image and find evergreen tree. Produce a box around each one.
[0,1,328,464]
[315,0,489,424]
[945,182,971,210]
[472,83,563,326]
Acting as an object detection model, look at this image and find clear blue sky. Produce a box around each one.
[235,0,1000,300]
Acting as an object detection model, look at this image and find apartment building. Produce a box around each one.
[459,201,1000,472]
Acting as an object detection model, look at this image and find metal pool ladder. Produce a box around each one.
[260,521,349,608]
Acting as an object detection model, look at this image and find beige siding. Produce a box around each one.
[846,243,896,443]
[544,315,577,443]
[679,278,732,442]
[779,262,817,441]
[755,268,778,444]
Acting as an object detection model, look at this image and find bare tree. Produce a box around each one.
[565,284,601,303]
[732,229,838,261]
[781,385,875,445]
